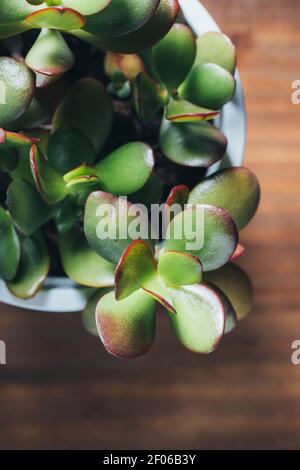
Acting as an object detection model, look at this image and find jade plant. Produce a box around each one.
[0,0,260,358]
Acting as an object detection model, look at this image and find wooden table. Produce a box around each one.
[0,0,300,450]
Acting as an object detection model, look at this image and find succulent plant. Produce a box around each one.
[0,0,260,358]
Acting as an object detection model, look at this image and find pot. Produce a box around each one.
[0,0,246,313]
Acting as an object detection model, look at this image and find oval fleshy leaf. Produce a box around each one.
[0,0,39,24]
[133,72,166,125]
[96,142,154,195]
[25,28,75,76]
[6,231,49,299]
[62,0,111,16]
[115,240,156,300]
[84,191,153,265]
[0,207,20,281]
[0,21,33,39]
[204,263,253,321]
[84,0,160,38]
[26,6,85,30]
[96,289,156,358]
[30,144,67,205]
[6,179,54,236]
[160,119,227,167]
[203,281,237,334]
[55,197,79,234]
[82,287,113,336]
[104,51,144,81]
[63,163,98,185]
[166,185,189,211]
[166,98,219,123]
[58,228,115,288]
[188,167,261,230]
[0,57,35,127]
[75,0,179,54]
[142,275,175,313]
[195,32,236,74]
[158,250,202,286]
[0,129,40,148]
[7,95,48,131]
[165,205,238,271]
[168,283,225,353]
[52,78,113,153]
[179,63,236,110]
[47,126,96,175]
[152,23,195,92]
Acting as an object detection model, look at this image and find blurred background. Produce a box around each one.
[0,0,300,450]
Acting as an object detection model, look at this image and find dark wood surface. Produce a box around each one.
[1,0,300,450]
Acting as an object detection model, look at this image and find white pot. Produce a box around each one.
[0,0,246,313]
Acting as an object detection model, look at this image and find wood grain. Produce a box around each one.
[1,0,300,450]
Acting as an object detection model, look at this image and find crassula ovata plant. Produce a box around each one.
[0,0,260,358]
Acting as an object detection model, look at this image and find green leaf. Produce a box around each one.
[54,197,79,234]
[142,274,175,313]
[165,205,238,271]
[204,281,238,334]
[0,207,20,281]
[26,6,85,30]
[166,184,189,214]
[84,0,160,38]
[64,164,96,181]
[160,119,227,167]
[0,57,35,127]
[96,142,154,195]
[84,191,153,265]
[152,23,196,92]
[133,72,166,125]
[47,126,96,175]
[58,228,115,288]
[158,250,202,286]
[7,95,49,131]
[204,263,253,321]
[30,143,68,205]
[188,167,261,230]
[62,0,111,16]
[168,283,225,353]
[10,130,49,185]
[25,28,75,76]
[6,179,54,236]
[166,98,219,123]
[82,287,112,336]
[0,0,40,24]
[52,78,113,153]
[0,129,39,148]
[195,32,236,74]
[64,170,100,191]
[179,63,236,110]
[72,0,179,54]
[115,240,156,300]
[96,289,156,358]
[0,21,33,39]
[6,231,50,299]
